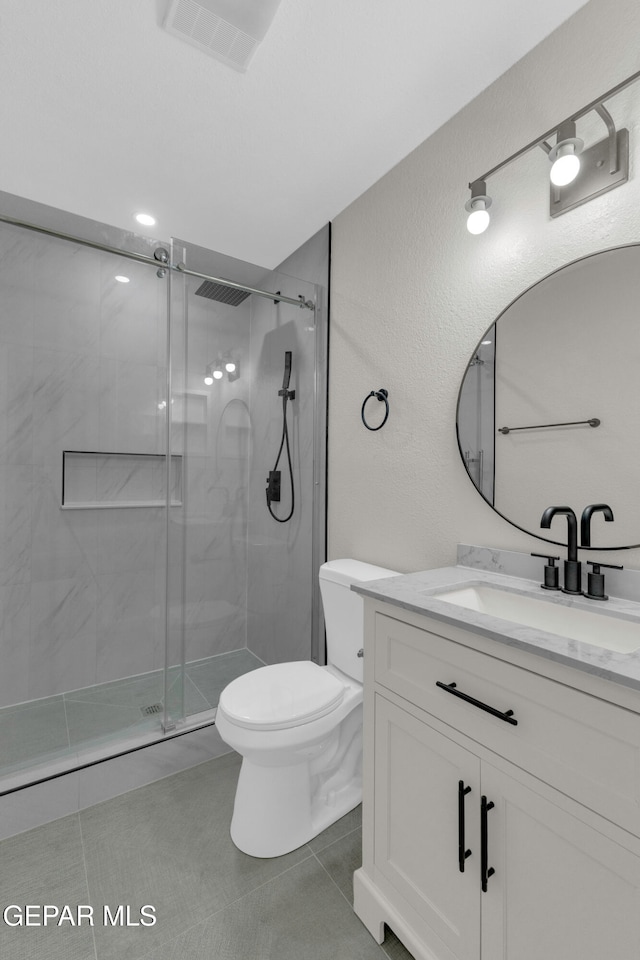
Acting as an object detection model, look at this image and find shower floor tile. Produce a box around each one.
[186,648,264,706]
[0,649,259,780]
[64,699,156,749]
[0,695,72,775]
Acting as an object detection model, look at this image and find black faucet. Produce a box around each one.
[540,506,582,594]
[580,503,614,547]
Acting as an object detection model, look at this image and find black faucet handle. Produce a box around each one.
[531,553,561,591]
[584,560,623,601]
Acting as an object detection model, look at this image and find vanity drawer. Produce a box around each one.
[374,612,640,835]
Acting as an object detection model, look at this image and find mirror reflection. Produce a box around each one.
[456,245,640,549]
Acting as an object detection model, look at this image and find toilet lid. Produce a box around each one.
[218,661,346,731]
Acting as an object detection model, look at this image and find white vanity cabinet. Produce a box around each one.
[354,602,640,960]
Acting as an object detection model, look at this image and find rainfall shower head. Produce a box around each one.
[195,280,251,306]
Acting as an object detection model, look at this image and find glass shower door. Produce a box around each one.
[0,215,177,784]
[169,242,323,719]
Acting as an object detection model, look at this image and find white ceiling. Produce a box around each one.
[0,0,589,268]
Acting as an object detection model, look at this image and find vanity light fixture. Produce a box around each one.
[465,180,492,235]
[203,363,224,384]
[205,356,240,384]
[464,66,639,232]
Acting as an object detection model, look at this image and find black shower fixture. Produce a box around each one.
[266,351,295,522]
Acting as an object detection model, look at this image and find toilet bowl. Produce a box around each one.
[216,559,398,858]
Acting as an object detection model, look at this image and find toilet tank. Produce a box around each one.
[319,559,398,682]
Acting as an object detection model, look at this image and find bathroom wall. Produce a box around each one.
[329,0,640,573]
[246,225,329,664]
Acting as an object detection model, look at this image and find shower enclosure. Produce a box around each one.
[457,324,496,504]
[0,194,327,794]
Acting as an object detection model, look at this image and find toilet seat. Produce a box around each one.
[218,661,346,731]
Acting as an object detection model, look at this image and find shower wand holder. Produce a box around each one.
[278,388,296,400]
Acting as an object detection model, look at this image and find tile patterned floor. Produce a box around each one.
[0,752,414,960]
[0,649,263,778]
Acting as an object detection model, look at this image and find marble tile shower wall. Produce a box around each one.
[179,281,251,667]
[0,222,169,708]
[246,272,317,664]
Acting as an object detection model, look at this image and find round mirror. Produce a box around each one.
[456,244,640,550]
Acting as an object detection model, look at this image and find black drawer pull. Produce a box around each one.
[436,681,518,726]
[458,780,472,872]
[481,795,495,892]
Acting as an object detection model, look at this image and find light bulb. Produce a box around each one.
[465,181,492,236]
[467,202,490,235]
[550,146,580,186]
[135,213,156,226]
[225,361,236,373]
[213,369,224,380]
[204,375,214,386]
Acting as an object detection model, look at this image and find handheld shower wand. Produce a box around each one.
[266,351,295,522]
[280,350,293,396]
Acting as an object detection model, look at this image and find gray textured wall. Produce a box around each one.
[330,0,640,573]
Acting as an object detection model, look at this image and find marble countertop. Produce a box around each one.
[352,565,640,692]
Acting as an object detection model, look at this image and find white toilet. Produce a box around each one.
[215,559,398,858]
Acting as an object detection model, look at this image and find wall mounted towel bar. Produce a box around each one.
[498,417,600,435]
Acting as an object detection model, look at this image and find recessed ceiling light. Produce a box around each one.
[135,213,156,226]
[115,275,130,283]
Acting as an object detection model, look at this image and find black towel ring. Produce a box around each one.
[361,389,389,431]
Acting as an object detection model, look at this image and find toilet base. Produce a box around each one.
[230,758,362,858]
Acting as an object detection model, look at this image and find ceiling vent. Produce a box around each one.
[163,0,283,72]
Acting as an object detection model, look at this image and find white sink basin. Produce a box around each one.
[432,584,640,654]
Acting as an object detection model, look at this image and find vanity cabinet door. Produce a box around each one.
[373,694,481,960]
[480,761,640,960]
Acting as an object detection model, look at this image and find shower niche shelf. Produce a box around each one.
[61,450,183,510]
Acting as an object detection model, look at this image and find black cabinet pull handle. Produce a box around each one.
[481,795,495,893]
[436,681,518,726]
[458,780,472,872]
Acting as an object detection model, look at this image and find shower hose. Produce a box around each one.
[267,391,295,523]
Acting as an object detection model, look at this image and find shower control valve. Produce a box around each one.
[266,470,281,504]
